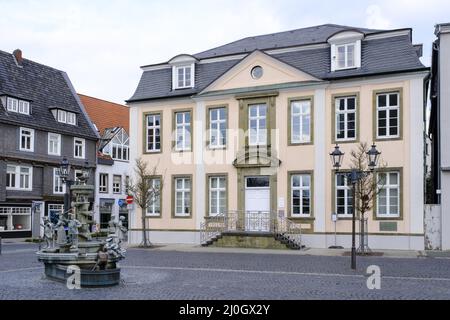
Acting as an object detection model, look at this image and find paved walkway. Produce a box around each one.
[1,242,450,299]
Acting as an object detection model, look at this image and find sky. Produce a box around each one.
[1,0,449,104]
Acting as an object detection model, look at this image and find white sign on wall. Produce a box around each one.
[278,197,285,209]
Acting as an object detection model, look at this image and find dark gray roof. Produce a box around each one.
[194,24,382,59]
[128,25,427,103]
[0,50,98,140]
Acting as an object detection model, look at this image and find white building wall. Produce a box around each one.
[439,30,450,250]
[93,159,131,231]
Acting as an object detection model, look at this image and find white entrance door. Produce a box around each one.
[245,177,270,232]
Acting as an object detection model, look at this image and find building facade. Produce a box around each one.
[79,94,131,233]
[0,49,98,239]
[429,23,450,250]
[127,24,429,250]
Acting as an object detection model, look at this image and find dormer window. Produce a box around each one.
[175,65,193,89]
[169,54,198,90]
[328,31,363,72]
[6,97,30,115]
[51,108,77,125]
[336,43,355,69]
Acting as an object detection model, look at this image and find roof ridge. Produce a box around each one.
[0,49,66,74]
[194,24,384,57]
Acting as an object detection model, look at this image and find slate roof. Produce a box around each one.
[0,50,99,140]
[194,24,381,59]
[128,24,428,103]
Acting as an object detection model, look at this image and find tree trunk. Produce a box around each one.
[141,215,150,247]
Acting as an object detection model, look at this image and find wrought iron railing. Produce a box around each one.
[200,210,303,249]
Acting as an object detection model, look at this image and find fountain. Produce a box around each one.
[36,171,126,287]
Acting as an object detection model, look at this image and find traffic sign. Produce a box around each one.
[118,199,125,207]
[126,196,134,205]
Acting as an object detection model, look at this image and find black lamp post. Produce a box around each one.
[329,143,381,270]
[57,158,91,218]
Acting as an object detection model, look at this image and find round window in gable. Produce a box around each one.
[251,66,263,79]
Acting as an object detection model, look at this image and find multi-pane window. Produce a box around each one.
[99,174,108,193]
[377,172,400,217]
[175,65,192,88]
[335,173,353,217]
[377,92,400,139]
[336,43,355,70]
[106,129,129,161]
[248,104,267,146]
[48,133,61,156]
[7,97,18,112]
[174,177,191,217]
[6,165,32,190]
[6,165,16,189]
[291,174,311,217]
[291,100,311,144]
[7,97,30,115]
[335,96,357,141]
[57,110,67,123]
[74,138,85,159]
[209,176,226,216]
[175,111,191,151]
[146,114,161,152]
[209,107,227,148]
[67,112,77,125]
[113,175,121,194]
[19,128,34,152]
[147,178,161,216]
[53,109,76,125]
[53,168,65,194]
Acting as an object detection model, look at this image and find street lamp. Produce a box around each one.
[57,158,91,218]
[329,143,381,270]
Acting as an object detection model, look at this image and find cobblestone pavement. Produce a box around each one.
[1,243,450,300]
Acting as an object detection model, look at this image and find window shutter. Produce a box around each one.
[330,44,337,72]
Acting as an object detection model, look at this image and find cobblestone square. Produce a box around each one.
[1,242,450,300]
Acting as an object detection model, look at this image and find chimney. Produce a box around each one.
[13,49,23,66]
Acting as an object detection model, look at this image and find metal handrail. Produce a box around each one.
[200,210,303,249]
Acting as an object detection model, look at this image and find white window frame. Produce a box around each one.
[107,129,130,161]
[99,173,108,193]
[291,174,311,217]
[209,107,227,149]
[173,64,195,89]
[74,170,83,183]
[291,100,311,144]
[248,104,267,146]
[146,114,161,153]
[147,178,161,217]
[19,127,34,152]
[209,176,227,216]
[112,175,122,194]
[6,165,33,191]
[376,92,400,139]
[48,133,61,156]
[174,177,191,217]
[57,110,67,123]
[18,100,30,115]
[74,138,85,159]
[53,168,66,194]
[377,171,401,218]
[330,37,362,72]
[7,97,18,112]
[335,96,357,142]
[175,111,192,151]
[67,112,77,125]
[335,173,353,217]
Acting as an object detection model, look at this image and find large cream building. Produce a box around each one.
[127,24,429,250]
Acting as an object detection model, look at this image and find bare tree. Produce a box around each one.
[349,142,386,254]
[125,158,163,248]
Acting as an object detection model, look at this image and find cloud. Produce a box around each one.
[365,4,392,29]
